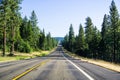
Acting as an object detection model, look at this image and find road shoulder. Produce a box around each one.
[63,48,120,73]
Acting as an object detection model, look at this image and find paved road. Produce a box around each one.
[0,46,120,80]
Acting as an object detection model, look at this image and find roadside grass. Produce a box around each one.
[0,48,55,62]
[35,51,51,57]
[63,48,120,72]
[0,56,17,62]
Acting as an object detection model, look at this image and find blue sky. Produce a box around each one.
[20,0,120,37]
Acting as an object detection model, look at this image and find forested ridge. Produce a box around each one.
[0,0,58,56]
[62,0,120,63]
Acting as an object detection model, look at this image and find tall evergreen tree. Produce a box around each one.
[75,24,85,55]
[85,17,94,45]
[91,26,101,58]
[62,34,69,50]
[30,10,40,50]
[9,0,22,55]
[109,0,120,62]
[62,0,120,63]
[99,14,110,59]
[30,11,38,28]
[68,24,75,52]
[0,0,11,56]
[85,17,94,57]
[101,14,110,39]
[26,20,33,42]
[20,17,33,42]
[20,16,28,40]
[46,32,52,50]
[39,29,46,50]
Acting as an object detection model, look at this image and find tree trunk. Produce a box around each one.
[10,25,15,56]
[3,26,6,56]
[113,29,116,62]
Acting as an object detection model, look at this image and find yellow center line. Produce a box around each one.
[12,59,50,80]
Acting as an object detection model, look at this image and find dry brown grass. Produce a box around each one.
[83,58,120,72]
[63,48,120,72]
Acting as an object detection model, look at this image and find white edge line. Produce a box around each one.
[62,52,94,80]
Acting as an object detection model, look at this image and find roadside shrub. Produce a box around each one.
[15,40,32,53]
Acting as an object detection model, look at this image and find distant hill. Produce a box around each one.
[54,37,64,42]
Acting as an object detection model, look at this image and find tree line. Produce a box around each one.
[62,0,120,63]
[0,0,58,56]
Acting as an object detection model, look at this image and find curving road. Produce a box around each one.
[0,46,120,80]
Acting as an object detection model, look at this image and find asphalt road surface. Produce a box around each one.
[0,46,120,80]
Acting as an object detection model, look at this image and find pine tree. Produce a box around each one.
[9,0,22,55]
[0,0,11,56]
[46,32,52,50]
[20,16,28,40]
[85,17,94,57]
[85,17,94,45]
[91,26,101,58]
[99,14,110,59]
[68,24,75,52]
[30,11,40,50]
[62,34,69,50]
[42,29,46,50]
[101,14,110,39]
[39,29,46,50]
[109,0,120,62]
[75,24,85,56]
[30,11,38,28]
[27,20,33,42]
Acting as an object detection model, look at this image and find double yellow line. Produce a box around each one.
[12,59,50,80]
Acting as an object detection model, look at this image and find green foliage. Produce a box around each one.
[62,0,120,63]
[85,17,94,44]
[75,24,86,56]
[0,0,12,56]
[44,32,57,50]
[38,29,45,50]
[62,34,69,49]
[0,1,57,56]
[0,30,3,49]
[109,0,120,62]
[29,11,40,50]
[19,11,57,52]
[99,0,120,62]
[17,40,32,53]
[68,24,75,52]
